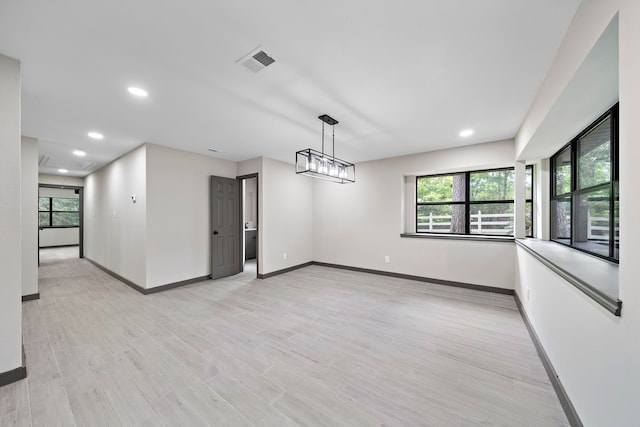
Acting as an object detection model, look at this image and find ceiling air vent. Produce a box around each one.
[237,47,275,73]
[38,154,49,166]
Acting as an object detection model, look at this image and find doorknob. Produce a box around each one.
[213,231,219,235]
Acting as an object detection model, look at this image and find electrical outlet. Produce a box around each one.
[384,255,390,264]
[283,253,287,260]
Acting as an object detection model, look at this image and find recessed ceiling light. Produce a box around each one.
[73,150,86,157]
[58,169,68,174]
[128,86,148,97]
[88,132,104,140]
[459,129,474,137]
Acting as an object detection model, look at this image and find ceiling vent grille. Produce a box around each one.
[238,48,275,73]
[38,154,49,166]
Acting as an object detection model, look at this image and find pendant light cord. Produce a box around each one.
[332,124,335,158]
[321,121,325,156]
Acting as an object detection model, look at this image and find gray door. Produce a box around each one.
[210,176,240,279]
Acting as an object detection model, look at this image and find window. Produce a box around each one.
[416,166,533,237]
[39,197,79,227]
[525,165,534,238]
[551,104,619,261]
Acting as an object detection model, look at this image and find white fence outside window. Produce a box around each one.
[418,211,609,237]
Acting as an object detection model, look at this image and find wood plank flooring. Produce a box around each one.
[1,247,569,426]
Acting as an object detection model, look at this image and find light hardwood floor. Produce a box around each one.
[1,247,569,426]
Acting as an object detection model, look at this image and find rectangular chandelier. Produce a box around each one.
[295,148,355,183]
[295,114,355,184]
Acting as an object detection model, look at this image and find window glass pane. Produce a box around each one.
[469,203,514,236]
[39,212,50,227]
[554,146,571,195]
[417,204,466,233]
[525,166,533,200]
[551,197,571,245]
[52,197,79,212]
[573,187,610,257]
[525,201,533,237]
[470,169,514,201]
[38,197,50,211]
[52,212,79,226]
[417,174,465,202]
[578,116,611,189]
[614,182,619,260]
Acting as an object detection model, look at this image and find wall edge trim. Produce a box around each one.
[84,257,211,295]
[259,261,513,295]
[144,275,211,294]
[84,257,146,293]
[0,356,27,388]
[21,293,40,302]
[514,293,583,427]
[311,262,514,295]
[38,244,79,249]
[257,262,314,279]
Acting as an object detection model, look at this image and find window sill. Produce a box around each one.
[39,225,80,229]
[400,233,514,243]
[516,238,621,316]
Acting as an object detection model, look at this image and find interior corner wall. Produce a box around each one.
[0,53,23,373]
[260,157,313,275]
[21,136,39,297]
[84,144,148,287]
[144,144,237,288]
[514,0,640,425]
[312,140,516,289]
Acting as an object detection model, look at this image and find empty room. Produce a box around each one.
[0,0,638,426]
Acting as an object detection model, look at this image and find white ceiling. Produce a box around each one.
[0,0,581,177]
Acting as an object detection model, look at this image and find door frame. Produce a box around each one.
[237,173,259,276]
[38,184,84,260]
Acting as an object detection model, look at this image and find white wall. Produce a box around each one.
[261,157,313,274]
[20,136,38,295]
[38,187,79,247]
[84,145,148,287]
[515,0,640,425]
[313,139,516,289]
[39,229,79,247]
[21,137,39,297]
[39,173,84,187]
[145,144,237,288]
[0,53,23,374]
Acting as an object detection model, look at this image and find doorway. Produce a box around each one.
[240,174,258,278]
[209,174,259,280]
[38,184,84,265]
